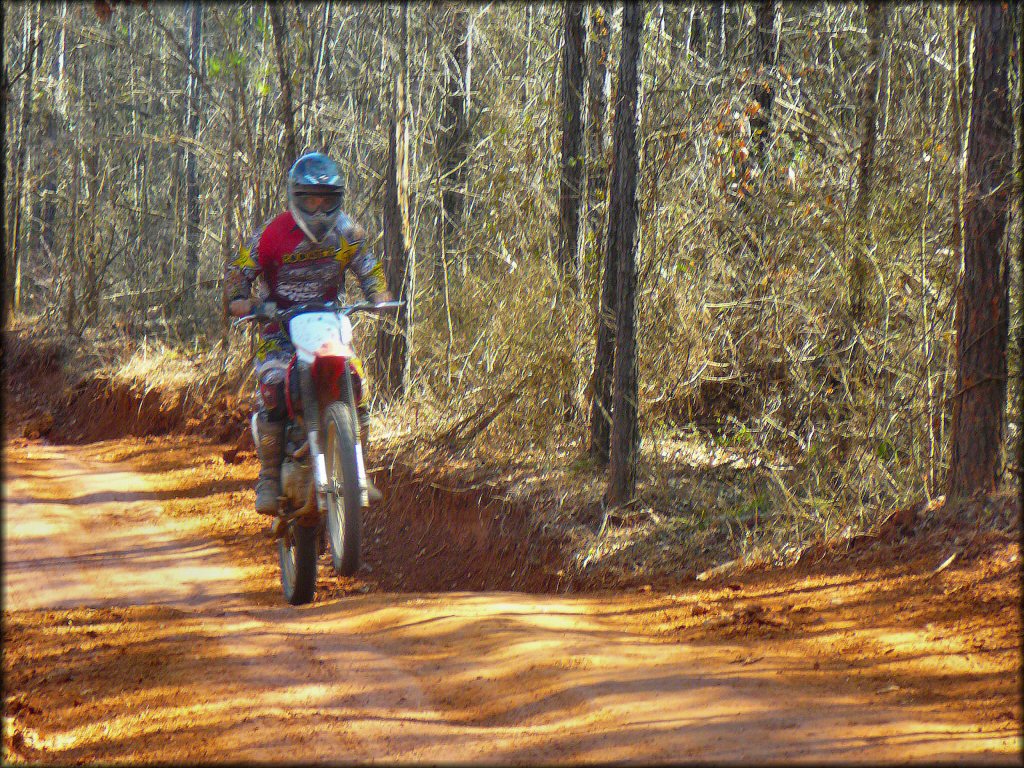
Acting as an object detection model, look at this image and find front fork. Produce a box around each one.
[342,362,370,508]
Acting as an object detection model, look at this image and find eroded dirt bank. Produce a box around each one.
[3,436,1020,764]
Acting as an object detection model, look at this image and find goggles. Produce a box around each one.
[296,193,341,215]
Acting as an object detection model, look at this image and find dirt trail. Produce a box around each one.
[3,439,1020,764]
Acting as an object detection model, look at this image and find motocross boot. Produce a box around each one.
[254,413,285,515]
[359,423,383,503]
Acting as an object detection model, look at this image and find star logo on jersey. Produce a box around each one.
[232,246,257,269]
[334,238,360,267]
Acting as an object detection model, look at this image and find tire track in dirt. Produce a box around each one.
[2,443,433,763]
[3,441,1018,763]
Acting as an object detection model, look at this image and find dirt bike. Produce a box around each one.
[237,299,401,605]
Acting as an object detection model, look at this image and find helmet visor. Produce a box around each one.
[295,192,341,215]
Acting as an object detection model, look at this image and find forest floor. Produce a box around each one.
[2,327,1022,762]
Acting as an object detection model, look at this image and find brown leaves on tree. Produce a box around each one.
[93,0,148,24]
[94,1,113,23]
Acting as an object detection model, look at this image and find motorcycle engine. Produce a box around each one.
[280,457,311,508]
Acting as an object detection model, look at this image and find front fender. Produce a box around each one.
[311,352,363,408]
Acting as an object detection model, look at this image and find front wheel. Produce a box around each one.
[324,401,363,576]
[278,521,318,605]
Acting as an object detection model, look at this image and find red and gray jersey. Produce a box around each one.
[224,210,386,307]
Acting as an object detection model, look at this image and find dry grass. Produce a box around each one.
[7,180,1019,581]
[360,162,1022,581]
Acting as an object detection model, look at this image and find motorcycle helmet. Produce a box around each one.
[287,152,344,243]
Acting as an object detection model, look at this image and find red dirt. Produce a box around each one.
[3,434,1021,763]
[2,330,1021,762]
[369,461,567,593]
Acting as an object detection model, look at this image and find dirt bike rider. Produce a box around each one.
[225,152,392,515]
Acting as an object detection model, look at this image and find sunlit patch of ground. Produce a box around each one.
[618,540,1022,739]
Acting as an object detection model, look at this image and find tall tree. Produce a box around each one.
[220,71,239,340]
[182,0,204,297]
[685,3,702,58]
[0,6,8,129]
[0,20,8,318]
[848,1,886,324]
[269,1,298,173]
[947,1,1015,501]
[6,1,40,314]
[586,2,611,265]
[708,1,726,67]
[556,1,587,290]
[378,1,414,397]
[948,2,973,293]
[437,8,473,287]
[1016,0,1024,500]
[605,1,646,505]
[589,215,618,463]
[306,2,333,150]
[39,3,68,271]
[749,0,778,170]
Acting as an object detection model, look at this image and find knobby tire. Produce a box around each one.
[324,401,362,576]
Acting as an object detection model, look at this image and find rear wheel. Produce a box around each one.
[278,521,318,605]
[324,401,362,576]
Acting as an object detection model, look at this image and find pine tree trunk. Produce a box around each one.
[605,1,646,506]
[309,2,333,149]
[949,4,973,290]
[378,2,414,398]
[63,149,80,333]
[709,1,725,67]
[40,4,67,269]
[183,0,203,298]
[947,1,1014,501]
[1,50,8,314]
[734,2,777,270]
[269,1,298,173]
[437,8,472,288]
[221,80,239,340]
[848,1,886,324]
[589,215,618,464]
[1015,0,1024,501]
[6,2,40,315]
[557,1,587,291]
[587,1,616,463]
[0,6,8,126]
[83,149,101,327]
[749,1,778,169]
[586,2,611,266]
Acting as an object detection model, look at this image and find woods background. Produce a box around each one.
[3,1,1021,566]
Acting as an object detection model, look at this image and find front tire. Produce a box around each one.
[278,521,318,605]
[324,401,362,576]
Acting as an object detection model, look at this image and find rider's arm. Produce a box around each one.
[345,223,392,304]
[224,228,263,316]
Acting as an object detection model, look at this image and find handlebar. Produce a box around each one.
[232,299,403,327]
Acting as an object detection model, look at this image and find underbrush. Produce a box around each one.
[5,226,1019,585]
[365,203,1020,581]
